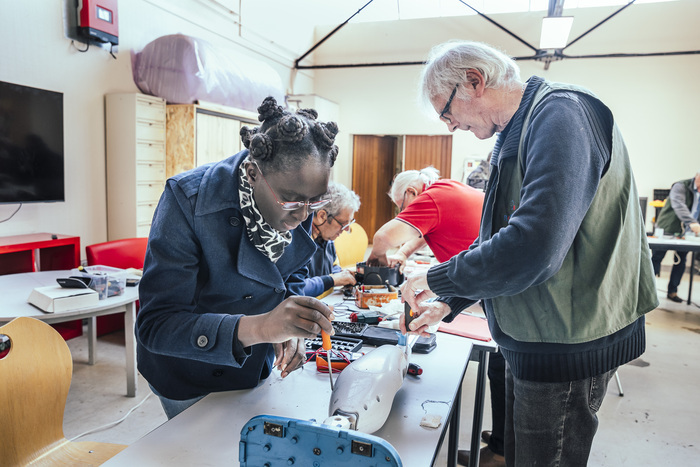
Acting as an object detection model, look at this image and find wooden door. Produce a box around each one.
[404,135,452,178]
[352,135,397,240]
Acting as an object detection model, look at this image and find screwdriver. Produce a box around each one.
[321,329,334,390]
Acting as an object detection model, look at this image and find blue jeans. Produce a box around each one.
[149,384,205,420]
[504,364,617,466]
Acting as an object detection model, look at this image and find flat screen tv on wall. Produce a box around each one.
[0,80,65,204]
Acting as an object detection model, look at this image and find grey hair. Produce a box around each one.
[323,181,360,217]
[390,166,441,203]
[419,40,521,109]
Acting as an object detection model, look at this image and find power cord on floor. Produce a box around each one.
[68,392,153,442]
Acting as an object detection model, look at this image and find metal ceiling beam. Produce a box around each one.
[548,0,566,17]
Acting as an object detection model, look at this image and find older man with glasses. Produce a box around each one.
[302,181,361,298]
[400,41,657,467]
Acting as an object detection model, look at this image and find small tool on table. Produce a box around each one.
[321,329,334,390]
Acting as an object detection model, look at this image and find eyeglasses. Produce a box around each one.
[399,191,408,212]
[329,214,355,232]
[253,161,330,211]
[439,83,459,124]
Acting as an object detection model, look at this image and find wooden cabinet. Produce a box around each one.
[105,93,166,240]
[165,103,258,178]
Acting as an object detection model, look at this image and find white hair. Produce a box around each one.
[323,181,360,216]
[419,40,521,111]
[390,166,440,203]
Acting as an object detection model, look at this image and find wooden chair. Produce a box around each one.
[86,237,148,336]
[333,223,369,269]
[0,317,126,465]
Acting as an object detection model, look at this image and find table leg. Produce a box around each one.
[688,251,695,305]
[469,350,490,467]
[125,301,137,397]
[87,316,97,365]
[447,381,462,467]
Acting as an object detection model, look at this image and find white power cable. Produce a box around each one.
[68,393,153,442]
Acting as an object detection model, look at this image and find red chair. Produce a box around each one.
[86,238,148,336]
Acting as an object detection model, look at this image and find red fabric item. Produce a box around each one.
[438,313,492,342]
[396,180,484,263]
[86,238,147,336]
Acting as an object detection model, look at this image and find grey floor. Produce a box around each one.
[62,268,700,466]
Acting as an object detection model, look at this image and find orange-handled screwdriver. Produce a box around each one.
[321,329,334,390]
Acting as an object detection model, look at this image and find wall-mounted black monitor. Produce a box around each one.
[0,80,65,204]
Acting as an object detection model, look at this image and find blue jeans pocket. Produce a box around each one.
[589,367,617,412]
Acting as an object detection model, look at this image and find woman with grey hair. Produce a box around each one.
[302,181,361,298]
[368,165,483,268]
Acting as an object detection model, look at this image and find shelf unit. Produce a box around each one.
[0,232,83,339]
[105,93,167,240]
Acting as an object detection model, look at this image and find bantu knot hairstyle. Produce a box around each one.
[240,97,339,173]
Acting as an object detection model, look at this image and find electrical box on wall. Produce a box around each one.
[77,0,118,46]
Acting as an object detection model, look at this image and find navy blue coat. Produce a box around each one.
[136,150,316,400]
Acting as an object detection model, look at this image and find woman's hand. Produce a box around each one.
[237,296,334,348]
[386,251,408,273]
[273,338,306,378]
[366,250,388,267]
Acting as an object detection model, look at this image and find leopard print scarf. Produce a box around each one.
[238,159,292,263]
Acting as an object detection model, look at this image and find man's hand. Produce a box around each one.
[400,270,435,310]
[273,338,306,378]
[400,300,452,337]
[690,222,700,235]
[331,269,357,287]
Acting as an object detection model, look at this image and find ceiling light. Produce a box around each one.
[539,16,574,49]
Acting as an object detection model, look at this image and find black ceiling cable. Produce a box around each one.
[295,0,375,69]
[293,0,700,69]
[563,0,636,51]
[454,0,538,53]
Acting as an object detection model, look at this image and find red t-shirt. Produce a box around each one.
[396,179,484,263]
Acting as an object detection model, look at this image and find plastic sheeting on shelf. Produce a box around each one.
[131,34,285,112]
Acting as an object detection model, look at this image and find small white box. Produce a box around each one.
[28,286,99,313]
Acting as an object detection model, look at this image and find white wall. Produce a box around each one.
[0,0,316,258]
[311,0,700,230]
[1,0,698,257]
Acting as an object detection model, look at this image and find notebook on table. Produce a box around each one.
[438,313,492,342]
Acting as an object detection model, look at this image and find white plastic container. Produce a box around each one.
[71,265,127,300]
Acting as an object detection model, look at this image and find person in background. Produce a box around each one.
[302,181,360,298]
[136,97,338,419]
[401,41,657,467]
[651,171,700,302]
[367,166,483,269]
[466,150,492,191]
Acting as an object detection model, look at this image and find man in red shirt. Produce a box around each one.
[367,166,484,267]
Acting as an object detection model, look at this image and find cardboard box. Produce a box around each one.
[354,287,398,309]
[28,286,99,313]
